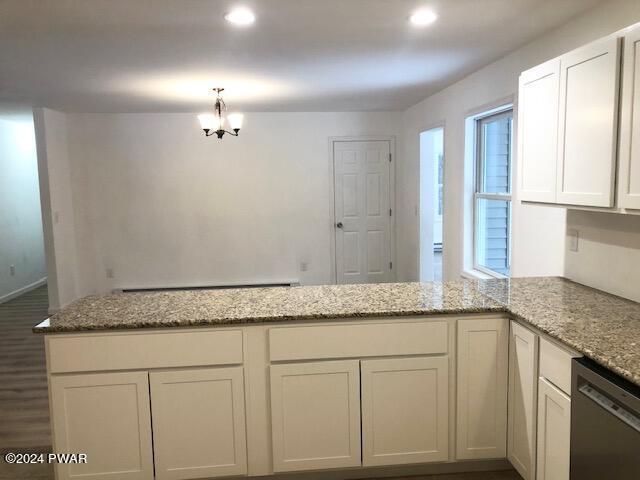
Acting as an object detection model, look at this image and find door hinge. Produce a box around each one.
[389,208,392,216]
[389,261,393,269]
[388,153,392,162]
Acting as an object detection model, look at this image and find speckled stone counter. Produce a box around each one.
[33,280,503,332]
[33,277,640,387]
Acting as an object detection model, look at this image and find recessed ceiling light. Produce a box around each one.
[410,8,438,27]
[224,7,256,26]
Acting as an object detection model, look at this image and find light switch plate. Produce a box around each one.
[568,229,579,252]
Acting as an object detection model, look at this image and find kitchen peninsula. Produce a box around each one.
[34,277,640,480]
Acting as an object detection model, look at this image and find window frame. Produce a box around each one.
[472,107,514,278]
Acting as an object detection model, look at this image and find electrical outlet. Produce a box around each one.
[300,262,309,272]
[105,268,114,279]
[568,229,579,252]
[9,265,15,276]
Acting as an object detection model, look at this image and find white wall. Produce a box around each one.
[46,111,400,299]
[397,0,640,282]
[565,210,640,302]
[0,118,46,302]
[33,108,80,310]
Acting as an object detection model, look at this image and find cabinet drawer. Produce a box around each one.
[539,337,580,395]
[48,329,243,373]
[269,320,448,362]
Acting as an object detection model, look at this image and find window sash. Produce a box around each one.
[473,107,513,278]
[475,109,513,196]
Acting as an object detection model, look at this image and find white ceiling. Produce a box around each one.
[0,0,603,113]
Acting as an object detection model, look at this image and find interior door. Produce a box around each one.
[334,140,392,284]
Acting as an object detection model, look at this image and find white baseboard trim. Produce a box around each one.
[0,277,47,305]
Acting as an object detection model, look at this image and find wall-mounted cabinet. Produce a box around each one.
[556,36,620,207]
[518,59,560,203]
[619,25,640,209]
[518,23,640,212]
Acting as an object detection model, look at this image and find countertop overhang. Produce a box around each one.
[33,277,640,388]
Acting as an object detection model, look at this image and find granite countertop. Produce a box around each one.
[34,277,640,387]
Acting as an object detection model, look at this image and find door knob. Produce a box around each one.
[336,222,343,228]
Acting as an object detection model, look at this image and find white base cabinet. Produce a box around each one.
[507,322,539,480]
[50,372,154,480]
[536,378,571,480]
[456,317,509,460]
[269,360,362,472]
[45,315,581,479]
[361,357,449,466]
[149,367,247,480]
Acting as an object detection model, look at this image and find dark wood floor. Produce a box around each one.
[0,285,51,454]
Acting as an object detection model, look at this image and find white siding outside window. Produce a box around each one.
[474,109,513,277]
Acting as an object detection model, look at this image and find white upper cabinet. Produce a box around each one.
[556,35,621,207]
[618,24,640,210]
[518,59,560,203]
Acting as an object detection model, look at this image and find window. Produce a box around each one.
[474,108,513,277]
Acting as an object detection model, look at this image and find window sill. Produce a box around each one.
[461,269,506,281]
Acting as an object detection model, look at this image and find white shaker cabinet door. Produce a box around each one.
[361,356,449,466]
[456,317,509,460]
[518,58,561,203]
[149,367,247,480]
[49,371,154,480]
[507,322,539,480]
[456,318,509,460]
[536,377,571,480]
[618,24,640,210]
[270,360,361,472]
[556,35,621,207]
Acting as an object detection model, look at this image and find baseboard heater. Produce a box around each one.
[116,281,300,294]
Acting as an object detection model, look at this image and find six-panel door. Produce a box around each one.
[556,35,621,207]
[149,367,247,480]
[456,317,509,460]
[361,356,449,466]
[518,59,560,203]
[269,360,361,472]
[618,23,640,210]
[507,322,539,480]
[49,371,154,480]
[536,377,571,480]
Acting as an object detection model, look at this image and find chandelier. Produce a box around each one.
[198,88,244,139]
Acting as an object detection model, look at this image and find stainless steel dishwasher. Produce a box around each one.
[570,357,640,479]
